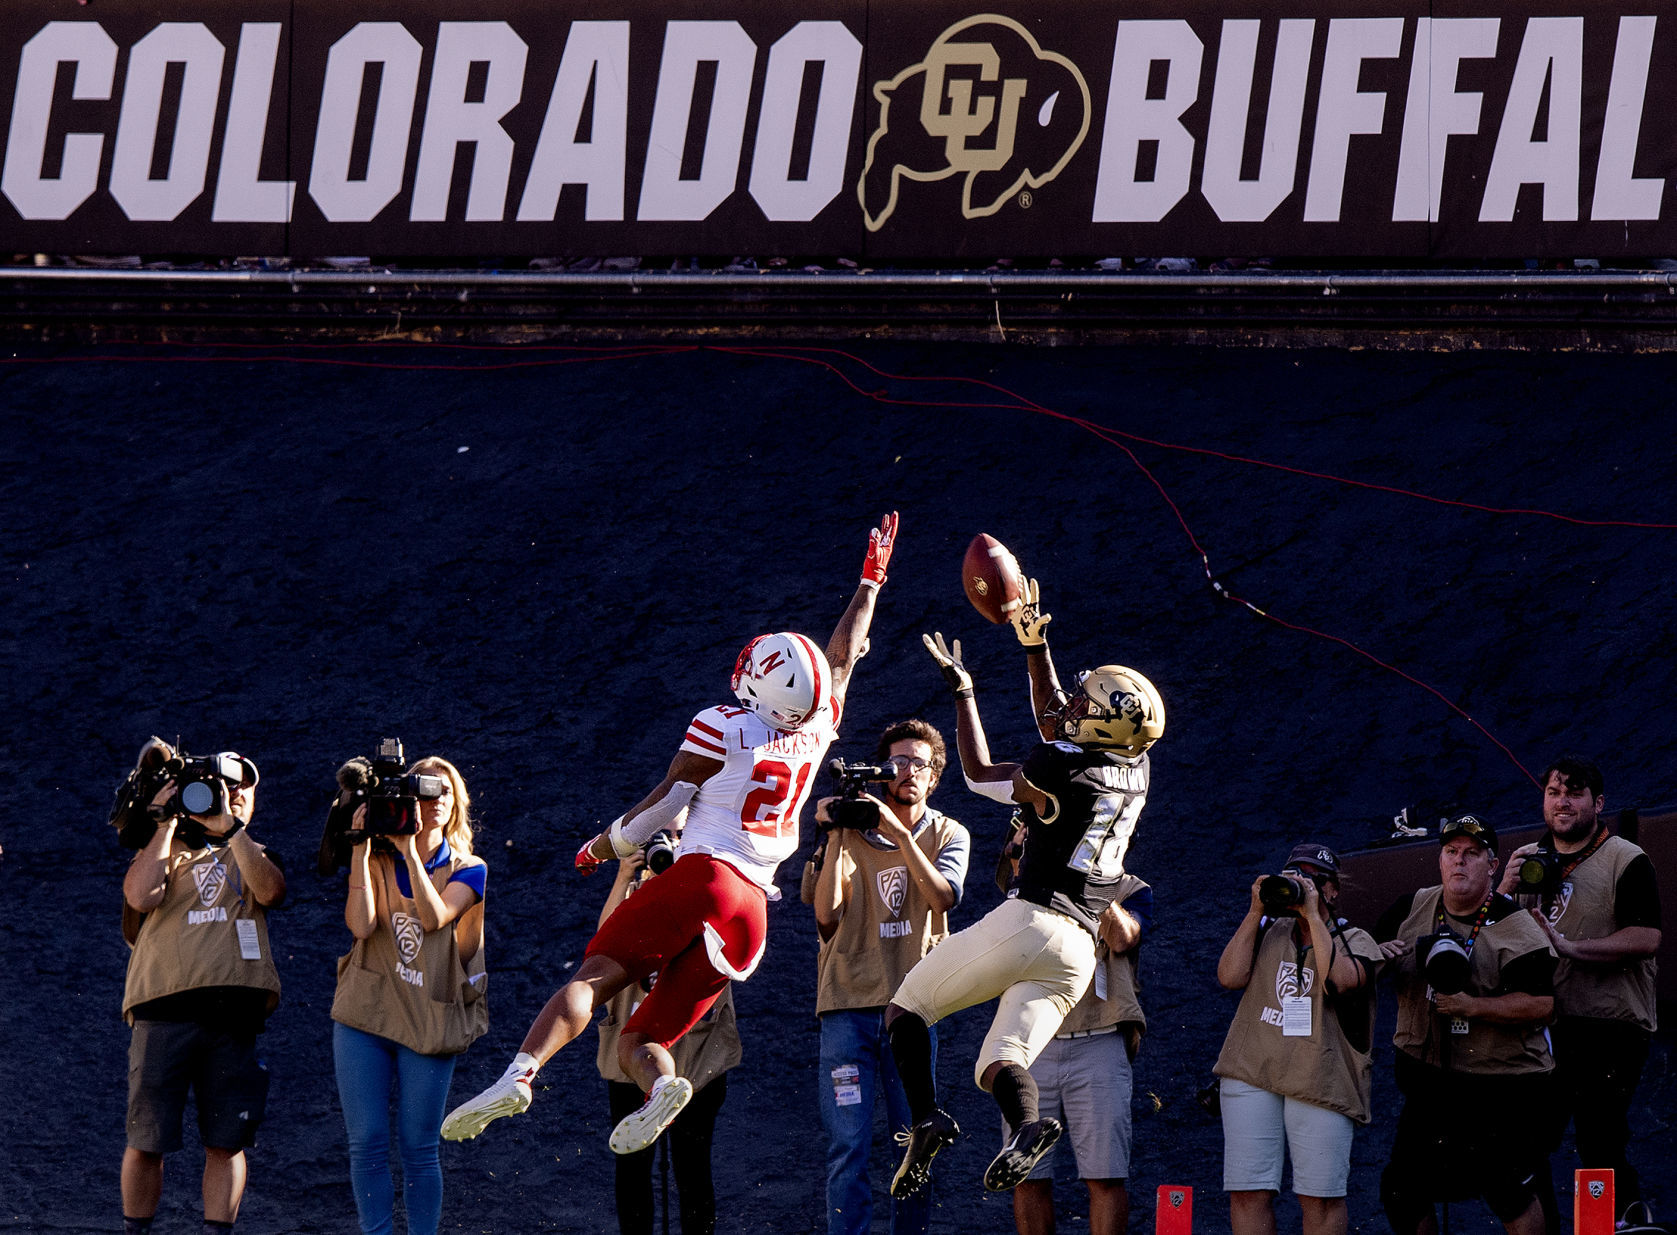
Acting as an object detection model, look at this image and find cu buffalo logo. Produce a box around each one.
[1108,686,1154,739]
[193,862,227,908]
[392,912,425,965]
[877,867,909,918]
[859,15,1091,231]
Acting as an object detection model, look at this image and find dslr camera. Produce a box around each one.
[1419,929,1472,995]
[643,830,680,875]
[822,759,898,831]
[317,738,446,874]
[1258,865,1332,915]
[1515,848,1563,896]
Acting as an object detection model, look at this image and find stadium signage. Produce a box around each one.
[0,3,1672,257]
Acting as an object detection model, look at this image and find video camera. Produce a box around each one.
[822,759,897,831]
[316,738,446,874]
[109,738,257,850]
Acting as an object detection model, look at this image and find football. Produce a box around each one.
[962,534,1026,624]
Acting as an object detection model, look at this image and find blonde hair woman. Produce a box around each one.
[331,756,488,1235]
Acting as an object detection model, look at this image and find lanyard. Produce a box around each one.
[1555,824,1610,881]
[1434,890,1493,959]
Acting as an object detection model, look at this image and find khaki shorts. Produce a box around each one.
[891,897,1095,1088]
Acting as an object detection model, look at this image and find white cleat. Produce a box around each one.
[442,1056,537,1141]
[609,1076,693,1155]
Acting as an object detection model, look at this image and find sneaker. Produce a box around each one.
[441,1056,537,1141]
[889,1108,961,1198]
[983,1118,1063,1191]
[609,1076,693,1154]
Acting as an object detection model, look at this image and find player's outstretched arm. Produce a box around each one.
[923,632,1019,804]
[575,750,722,872]
[825,511,898,710]
[1010,578,1063,743]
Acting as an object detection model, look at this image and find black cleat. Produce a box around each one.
[984,1118,1063,1191]
[890,1107,961,1198]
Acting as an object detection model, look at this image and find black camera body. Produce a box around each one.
[109,740,254,850]
[1516,848,1563,896]
[824,759,897,831]
[644,830,679,875]
[1259,873,1308,914]
[1420,929,1472,995]
[317,738,445,874]
[170,752,250,820]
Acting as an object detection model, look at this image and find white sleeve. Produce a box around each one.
[963,772,1016,804]
[609,781,700,854]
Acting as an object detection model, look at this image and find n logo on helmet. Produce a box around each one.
[858,15,1091,231]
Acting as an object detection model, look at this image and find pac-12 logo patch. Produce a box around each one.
[877,867,909,918]
[1588,1180,1606,1200]
[858,14,1091,231]
[193,861,227,907]
[392,912,424,965]
[1275,961,1314,1002]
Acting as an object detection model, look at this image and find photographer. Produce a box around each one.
[1496,757,1660,1219]
[1213,844,1380,1235]
[1375,816,1556,1235]
[598,834,740,1235]
[331,755,487,1235]
[800,719,970,1235]
[116,740,283,1235]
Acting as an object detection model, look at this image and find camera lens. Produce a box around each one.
[1258,874,1304,913]
[180,780,217,816]
[1518,855,1549,887]
[1423,934,1471,995]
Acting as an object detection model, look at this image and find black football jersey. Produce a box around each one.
[1012,741,1149,934]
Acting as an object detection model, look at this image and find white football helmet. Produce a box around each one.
[730,632,831,732]
[1047,665,1165,755]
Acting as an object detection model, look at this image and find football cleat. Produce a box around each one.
[889,1107,961,1198]
[730,633,831,732]
[1045,666,1164,755]
[983,1117,1063,1191]
[441,1055,537,1141]
[609,1075,693,1155]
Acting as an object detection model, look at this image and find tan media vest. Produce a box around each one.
[1056,872,1149,1048]
[1389,887,1554,1075]
[809,812,964,1014]
[597,983,742,1091]
[123,843,282,1024]
[330,851,488,1057]
[1213,917,1383,1123]
[1535,835,1657,1030]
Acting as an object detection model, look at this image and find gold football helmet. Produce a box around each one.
[1048,665,1165,755]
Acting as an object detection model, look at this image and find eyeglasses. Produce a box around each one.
[892,756,934,774]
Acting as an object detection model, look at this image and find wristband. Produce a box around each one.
[954,687,975,700]
[859,577,881,591]
[1024,643,1048,656]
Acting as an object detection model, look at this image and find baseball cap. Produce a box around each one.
[1438,814,1497,852]
[1283,842,1341,875]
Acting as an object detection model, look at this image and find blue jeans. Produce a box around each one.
[333,1022,459,1235]
[819,1009,937,1235]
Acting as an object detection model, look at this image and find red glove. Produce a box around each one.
[861,511,899,588]
[574,837,603,875]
